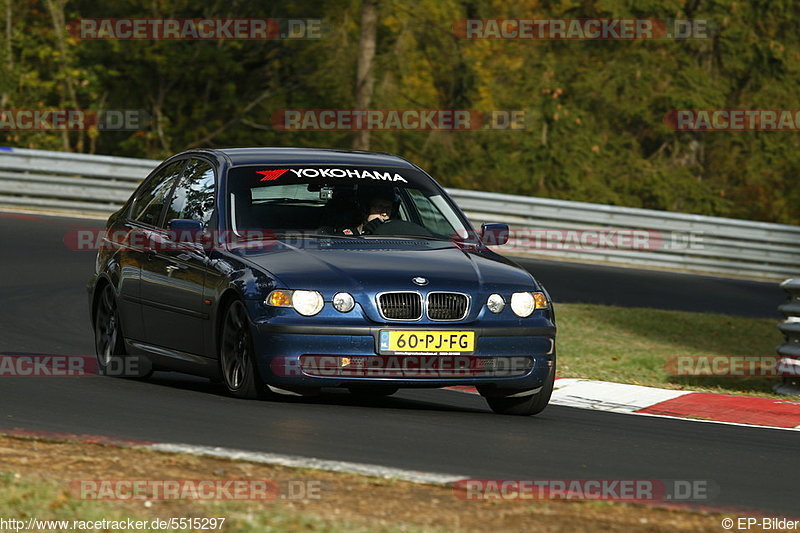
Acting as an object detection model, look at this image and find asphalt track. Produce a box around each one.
[0,212,796,515]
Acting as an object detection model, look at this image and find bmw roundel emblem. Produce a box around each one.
[412,276,428,286]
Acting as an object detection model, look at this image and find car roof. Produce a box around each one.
[188,147,418,169]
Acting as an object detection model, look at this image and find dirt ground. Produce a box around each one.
[0,435,785,532]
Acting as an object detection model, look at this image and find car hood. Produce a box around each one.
[228,238,538,294]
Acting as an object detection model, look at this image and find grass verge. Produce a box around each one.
[556,303,785,398]
[0,436,739,533]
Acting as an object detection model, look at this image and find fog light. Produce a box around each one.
[333,292,355,313]
[487,294,505,313]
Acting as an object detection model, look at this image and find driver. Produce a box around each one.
[320,185,434,237]
[358,185,435,237]
[316,187,395,236]
[359,193,395,234]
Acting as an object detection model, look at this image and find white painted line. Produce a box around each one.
[550,378,693,413]
[148,443,469,485]
[443,380,800,432]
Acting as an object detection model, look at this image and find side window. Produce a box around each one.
[164,159,216,227]
[130,160,186,226]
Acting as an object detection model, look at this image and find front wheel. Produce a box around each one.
[483,357,555,416]
[219,300,264,399]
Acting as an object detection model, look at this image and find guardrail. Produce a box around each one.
[452,189,800,279]
[1,146,799,280]
[776,279,800,396]
[0,147,158,214]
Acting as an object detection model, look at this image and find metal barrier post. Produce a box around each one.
[776,278,800,395]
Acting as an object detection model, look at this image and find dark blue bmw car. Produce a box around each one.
[88,148,556,415]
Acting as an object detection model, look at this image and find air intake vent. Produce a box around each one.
[427,292,469,320]
[378,292,422,320]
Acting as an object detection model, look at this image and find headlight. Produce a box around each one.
[266,289,324,316]
[510,291,548,317]
[510,292,535,317]
[332,292,355,313]
[486,293,505,313]
[291,290,324,316]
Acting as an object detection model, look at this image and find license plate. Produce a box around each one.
[378,330,475,355]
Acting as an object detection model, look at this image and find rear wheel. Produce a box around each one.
[220,300,264,399]
[483,357,555,416]
[93,284,152,379]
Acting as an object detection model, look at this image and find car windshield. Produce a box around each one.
[226,165,469,239]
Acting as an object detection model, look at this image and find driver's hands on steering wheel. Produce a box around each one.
[361,216,388,235]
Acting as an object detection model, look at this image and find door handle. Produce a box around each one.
[165,263,187,275]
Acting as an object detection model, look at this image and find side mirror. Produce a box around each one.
[480,223,510,246]
[167,219,204,243]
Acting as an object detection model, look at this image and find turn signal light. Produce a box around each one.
[533,292,548,309]
[267,290,293,307]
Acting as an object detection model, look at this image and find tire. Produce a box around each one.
[93,284,152,379]
[219,299,264,399]
[484,357,556,416]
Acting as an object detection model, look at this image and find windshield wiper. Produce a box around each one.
[231,231,359,242]
[362,234,450,241]
[301,233,362,239]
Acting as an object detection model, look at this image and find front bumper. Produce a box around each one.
[249,322,556,391]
